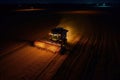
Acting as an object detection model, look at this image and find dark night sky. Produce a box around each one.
[0,0,119,4]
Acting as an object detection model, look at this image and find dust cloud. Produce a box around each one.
[57,15,93,44]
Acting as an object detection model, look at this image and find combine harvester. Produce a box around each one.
[34,27,68,53]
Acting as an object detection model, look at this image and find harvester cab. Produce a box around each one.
[49,27,68,47]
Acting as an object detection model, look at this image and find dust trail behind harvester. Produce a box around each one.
[57,15,92,44]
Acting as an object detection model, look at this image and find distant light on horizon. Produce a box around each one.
[96,3,111,7]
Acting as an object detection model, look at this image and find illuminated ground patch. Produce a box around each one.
[16,8,45,12]
[56,10,104,14]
